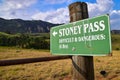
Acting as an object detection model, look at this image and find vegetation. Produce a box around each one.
[0,32,50,49]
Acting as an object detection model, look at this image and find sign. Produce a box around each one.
[50,14,112,56]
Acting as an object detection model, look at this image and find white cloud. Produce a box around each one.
[0,0,37,19]
[86,0,120,30]
[32,0,114,23]
[88,0,114,17]
[31,0,120,30]
[110,10,120,29]
[44,0,72,4]
[0,0,37,11]
[31,7,70,24]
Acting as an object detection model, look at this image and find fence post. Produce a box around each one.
[68,2,94,80]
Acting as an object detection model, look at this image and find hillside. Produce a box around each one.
[0,18,60,33]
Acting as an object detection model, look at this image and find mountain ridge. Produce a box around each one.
[0,17,60,33]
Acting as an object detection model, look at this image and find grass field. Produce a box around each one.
[0,47,72,80]
[0,47,120,80]
[94,50,120,80]
[112,34,120,50]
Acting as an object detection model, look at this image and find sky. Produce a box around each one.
[0,0,120,30]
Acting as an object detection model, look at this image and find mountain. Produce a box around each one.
[111,30,120,34]
[0,18,60,33]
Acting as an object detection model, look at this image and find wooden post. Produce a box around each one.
[68,2,95,80]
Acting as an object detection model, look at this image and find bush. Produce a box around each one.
[0,32,50,49]
[116,48,119,50]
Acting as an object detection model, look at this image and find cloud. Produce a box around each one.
[110,10,120,29]
[32,0,114,23]
[44,0,72,4]
[0,0,37,11]
[0,0,37,19]
[88,0,114,17]
[31,7,70,24]
[87,0,120,29]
